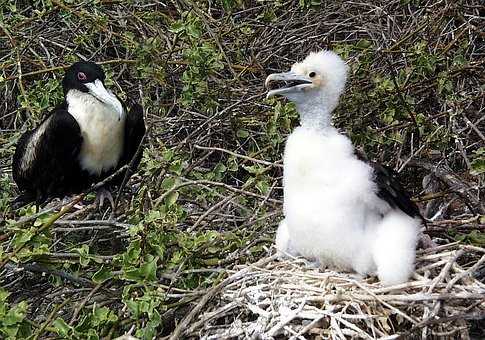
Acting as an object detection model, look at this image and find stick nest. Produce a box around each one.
[190,243,484,339]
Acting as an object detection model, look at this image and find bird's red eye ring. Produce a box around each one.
[77,72,87,81]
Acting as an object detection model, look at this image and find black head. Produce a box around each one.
[62,61,105,95]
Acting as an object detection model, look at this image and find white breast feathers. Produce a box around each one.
[66,90,125,176]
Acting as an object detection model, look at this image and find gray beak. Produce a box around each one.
[85,79,124,120]
[265,72,313,98]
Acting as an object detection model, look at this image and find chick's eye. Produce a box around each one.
[309,72,316,78]
[77,72,87,81]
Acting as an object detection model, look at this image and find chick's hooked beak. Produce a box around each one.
[265,72,313,98]
[84,79,124,120]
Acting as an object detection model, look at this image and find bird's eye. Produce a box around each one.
[77,72,87,81]
[309,72,316,78]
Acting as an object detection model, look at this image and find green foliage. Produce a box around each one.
[123,254,158,282]
[265,100,298,147]
[92,266,113,283]
[470,148,485,176]
[52,305,118,339]
[453,230,485,247]
[216,0,243,11]
[74,244,103,267]
[169,12,204,40]
[0,289,31,339]
[332,40,466,161]
[8,223,51,262]
[299,0,322,8]
[0,174,14,215]
[180,43,224,109]
[170,13,224,109]
[123,286,163,340]
[19,78,63,121]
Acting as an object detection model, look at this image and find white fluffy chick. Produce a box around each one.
[265,50,421,285]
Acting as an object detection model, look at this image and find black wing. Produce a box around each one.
[12,108,83,204]
[370,162,422,219]
[92,100,145,190]
[121,103,145,168]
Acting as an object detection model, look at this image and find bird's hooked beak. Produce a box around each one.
[84,79,124,120]
[265,72,313,98]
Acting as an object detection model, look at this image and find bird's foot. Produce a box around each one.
[419,233,437,249]
[347,272,367,281]
[11,196,30,210]
[300,257,321,269]
[11,191,38,210]
[95,188,115,211]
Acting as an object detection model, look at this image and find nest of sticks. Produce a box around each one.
[185,243,485,339]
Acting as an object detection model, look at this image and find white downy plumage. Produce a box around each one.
[266,51,420,285]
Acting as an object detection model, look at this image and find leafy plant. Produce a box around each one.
[470,148,485,176]
[0,289,31,339]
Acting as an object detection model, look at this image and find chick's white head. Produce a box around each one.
[266,51,348,114]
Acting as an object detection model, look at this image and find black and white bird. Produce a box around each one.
[265,51,421,285]
[13,61,145,207]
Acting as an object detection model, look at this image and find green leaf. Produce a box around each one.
[227,156,238,172]
[139,256,158,281]
[74,244,91,266]
[123,240,142,265]
[92,266,113,283]
[168,21,184,34]
[214,163,226,174]
[128,223,144,236]
[161,176,176,190]
[11,229,34,248]
[124,299,139,317]
[0,289,10,302]
[165,191,179,208]
[147,232,166,258]
[86,329,99,340]
[471,158,485,176]
[169,159,183,175]
[470,148,485,176]
[255,179,270,195]
[236,129,249,138]
[356,39,372,49]
[163,149,174,162]
[3,301,28,326]
[0,289,32,339]
[53,318,73,337]
[123,256,158,282]
[145,209,163,223]
[91,306,118,326]
[455,230,485,246]
[33,212,53,227]
[242,164,265,175]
